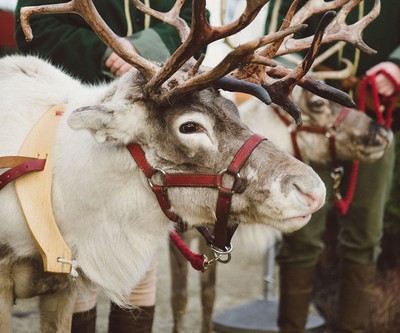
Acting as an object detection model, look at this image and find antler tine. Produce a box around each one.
[160,23,308,105]
[259,0,300,59]
[262,10,338,125]
[332,0,380,54]
[266,65,356,108]
[19,0,158,80]
[290,0,349,25]
[130,0,190,42]
[277,0,381,56]
[145,0,271,95]
[310,58,354,80]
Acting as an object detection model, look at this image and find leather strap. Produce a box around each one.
[127,134,266,260]
[0,158,46,191]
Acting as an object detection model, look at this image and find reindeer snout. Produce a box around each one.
[367,122,393,148]
[293,175,326,214]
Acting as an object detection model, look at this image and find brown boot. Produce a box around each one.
[108,303,155,333]
[334,261,375,333]
[278,265,316,333]
[71,306,97,333]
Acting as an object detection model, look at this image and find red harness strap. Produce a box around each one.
[272,106,350,164]
[0,157,46,191]
[127,134,266,270]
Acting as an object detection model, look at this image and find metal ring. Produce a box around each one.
[210,244,233,264]
[210,243,233,255]
[218,169,242,192]
[147,167,166,188]
[325,124,336,138]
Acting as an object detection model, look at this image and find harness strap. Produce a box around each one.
[327,107,352,167]
[0,158,46,191]
[127,134,265,270]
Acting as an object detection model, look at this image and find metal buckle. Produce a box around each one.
[330,166,344,199]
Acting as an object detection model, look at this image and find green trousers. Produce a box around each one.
[277,140,396,267]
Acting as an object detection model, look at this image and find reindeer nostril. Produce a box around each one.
[293,178,326,212]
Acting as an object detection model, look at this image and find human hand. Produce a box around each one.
[366,61,400,97]
[105,38,137,76]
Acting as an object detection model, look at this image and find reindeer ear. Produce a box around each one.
[68,105,123,144]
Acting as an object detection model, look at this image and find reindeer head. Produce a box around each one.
[296,89,393,164]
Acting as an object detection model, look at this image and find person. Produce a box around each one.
[264,0,400,332]
[0,0,17,56]
[14,1,202,332]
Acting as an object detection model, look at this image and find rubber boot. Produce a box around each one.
[71,306,97,333]
[108,303,155,333]
[334,260,375,333]
[278,265,316,333]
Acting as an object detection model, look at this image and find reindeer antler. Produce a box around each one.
[276,0,381,55]
[229,0,379,123]
[20,0,158,80]
[20,0,380,124]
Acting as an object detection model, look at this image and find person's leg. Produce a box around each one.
[277,264,316,333]
[71,283,99,333]
[335,143,395,333]
[108,259,158,333]
[277,169,331,333]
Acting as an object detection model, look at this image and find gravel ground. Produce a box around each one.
[11,237,267,333]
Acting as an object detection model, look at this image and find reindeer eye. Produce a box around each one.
[179,122,203,134]
[310,99,325,109]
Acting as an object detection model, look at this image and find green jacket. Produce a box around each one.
[14,0,198,83]
[265,0,400,76]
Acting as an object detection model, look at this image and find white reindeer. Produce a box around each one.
[0,0,379,332]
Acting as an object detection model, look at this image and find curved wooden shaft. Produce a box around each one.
[15,105,73,274]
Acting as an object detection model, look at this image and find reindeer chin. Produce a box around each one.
[272,214,312,233]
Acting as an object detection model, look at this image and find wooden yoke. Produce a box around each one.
[15,105,74,274]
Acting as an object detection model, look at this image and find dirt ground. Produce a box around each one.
[11,237,267,333]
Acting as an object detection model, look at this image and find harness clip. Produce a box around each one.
[330,166,344,199]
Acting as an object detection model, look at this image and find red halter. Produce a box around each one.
[273,106,356,215]
[127,134,266,270]
[273,106,351,165]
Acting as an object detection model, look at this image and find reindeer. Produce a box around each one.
[169,88,393,333]
[0,0,364,331]
[167,1,389,332]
